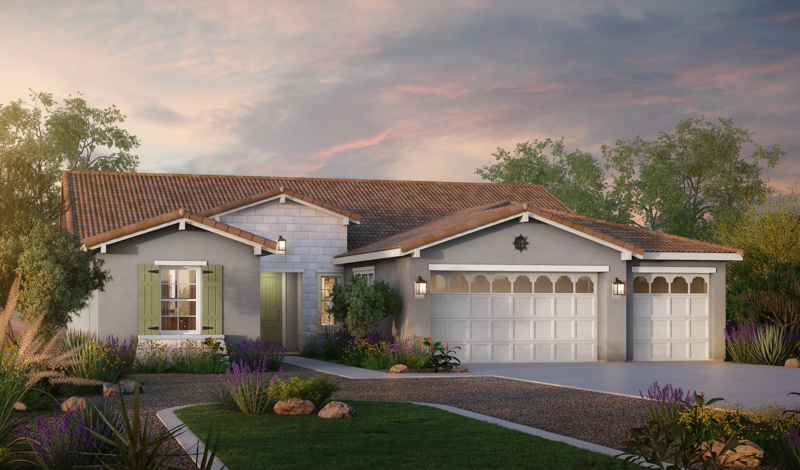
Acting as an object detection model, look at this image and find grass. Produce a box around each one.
[175,401,638,470]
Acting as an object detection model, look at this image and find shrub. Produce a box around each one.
[232,337,286,371]
[299,334,321,358]
[362,354,392,370]
[219,358,283,414]
[342,337,390,368]
[725,323,758,363]
[169,339,229,374]
[384,336,426,367]
[19,408,114,470]
[270,376,339,408]
[328,276,400,337]
[750,324,799,366]
[132,340,170,374]
[65,333,129,386]
[639,381,695,425]
[423,337,461,373]
[784,424,800,468]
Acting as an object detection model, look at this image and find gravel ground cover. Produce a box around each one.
[74,363,647,469]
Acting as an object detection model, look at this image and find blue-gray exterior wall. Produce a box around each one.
[83,225,262,345]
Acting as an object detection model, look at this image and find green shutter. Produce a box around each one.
[138,265,160,335]
[203,266,223,334]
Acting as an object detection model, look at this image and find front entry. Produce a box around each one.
[260,273,282,343]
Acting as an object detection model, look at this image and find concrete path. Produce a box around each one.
[284,356,800,410]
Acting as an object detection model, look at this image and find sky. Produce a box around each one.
[1,1,799,190]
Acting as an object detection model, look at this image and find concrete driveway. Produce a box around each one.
[467,361,800,410]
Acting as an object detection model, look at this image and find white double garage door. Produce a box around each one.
[430,271,710,363]
[430,272,598,363]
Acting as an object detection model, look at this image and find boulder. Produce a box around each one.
[61,397,86,412]
[700,439,763,467]
[274,397,316,415]
[12,402,26,412]
[786,358,800,368]
[389,364,409,374]
[318,401,357,419]
[451,365,468,373]
[119,379,142,394]
[102,383,120,397]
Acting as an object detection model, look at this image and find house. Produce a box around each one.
[60,171,743,362]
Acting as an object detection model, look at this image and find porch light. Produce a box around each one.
[415,276,428,295]
[612,278,625,295]
[276,235,287,252]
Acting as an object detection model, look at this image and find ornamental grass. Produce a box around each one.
[725,323,800,365]
[219,357,283,414]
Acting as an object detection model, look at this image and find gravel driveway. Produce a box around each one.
[87,364,647,468]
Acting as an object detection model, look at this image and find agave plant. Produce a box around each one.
[750,324,798,366]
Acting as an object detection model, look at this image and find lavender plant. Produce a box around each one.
[639,381,695,425]
[231,337,286,371]
[19,409,111,470]
[384,337,427,369]
[220,358,283,414]
[726,323,800,365]
[725,323,758,363]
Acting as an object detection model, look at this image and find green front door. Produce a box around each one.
[260,273,282,343]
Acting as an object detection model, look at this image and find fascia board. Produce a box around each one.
[89,219,276,255]
[211,195,360,224]
[429,264,610,273]
[632,266,717,274]
[641,253,742,261]
[332,249,404,265]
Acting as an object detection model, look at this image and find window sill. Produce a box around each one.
[138,334,225,341]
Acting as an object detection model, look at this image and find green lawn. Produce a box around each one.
[175,401,638,470]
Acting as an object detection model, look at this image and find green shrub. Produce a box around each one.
[132,340,170,374]
[362,354,392,370]
[270,376,339,408]
[727,262,800,330]
[328,276,400,337]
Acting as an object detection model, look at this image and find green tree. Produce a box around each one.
[0,220,110,335]
[604,117,783,240]
[476,138,629,224]
[0,90,139,226]
[328,276,400,337]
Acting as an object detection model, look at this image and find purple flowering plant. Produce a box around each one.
[231,337,287,371]
[725,324,759,363]
[639,381,696,425]
[19,409,111,470]
[220,357,284,414]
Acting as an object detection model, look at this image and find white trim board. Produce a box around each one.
[641,253,742,261]
[429,264,610,273]
[211,194,360,225]
[632,266,717,274]
[154,260,208,266]
[333,249,402,265]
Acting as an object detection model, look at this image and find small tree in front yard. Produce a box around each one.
[328,276,400,337]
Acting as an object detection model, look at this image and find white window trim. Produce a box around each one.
[159,265,203,335]
[352,266,375,285]
[154,260,207,266]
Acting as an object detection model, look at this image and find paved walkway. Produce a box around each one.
[284,356,800,410]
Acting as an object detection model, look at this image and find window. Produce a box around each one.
[492,275,512,293]
[513,275,533,293]
[431,275,447,294]
[471,275,490,293]
[633,276,649,294]
[160,267,201,333]
[352,267,375,285]
[320,276,340,325]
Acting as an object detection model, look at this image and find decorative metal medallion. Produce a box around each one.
[513,234,529,253]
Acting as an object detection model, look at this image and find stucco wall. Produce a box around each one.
[346,219,629,361]
[86,225,262,344]
[219,198,347,333]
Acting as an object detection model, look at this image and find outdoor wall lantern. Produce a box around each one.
[415,276,428,295]
[612,278,626,295]
[276,235,287,252]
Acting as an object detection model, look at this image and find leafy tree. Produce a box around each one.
[0,220,110,335]
[0,90,139,226]
[604,117,783,240]
[476,138,629,224]
[328,276,400,337]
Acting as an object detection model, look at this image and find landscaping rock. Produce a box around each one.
[318,401,357,419]
[786,358,800,368]
[119,379,142,394]
[103,383,120,397]
[61,397,86,412]
[700,439,763,467]
[274,397,316,415]
[12,402,26,412]
[389,364,409,374]
[451,365,468,373]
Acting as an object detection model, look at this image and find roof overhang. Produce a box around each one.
[640,252,742,261]
[87,218,278,256]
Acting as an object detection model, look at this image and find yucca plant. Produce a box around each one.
[750,324,798,366]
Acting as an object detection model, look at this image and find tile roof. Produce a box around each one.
[336,201,744,258]
[61,171,573,250]
[80,208,278,252]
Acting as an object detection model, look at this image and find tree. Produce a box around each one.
[0,220,110,336]
[328,276,401,337]
[476,138,629,224]
[604,117,783,240]
[0,90,139,226]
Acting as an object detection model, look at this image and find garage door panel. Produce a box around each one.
[555,343,575,360]
[492,344,512,362]
[492,321,512,340]
[634,319,653,340]
[534,320,554,340]
[652,297,670,316]
[690,320,708,339]
[577,297,595,316]
[471,298,490,317]
[471,344,490,362]
[450,320,470,340]
[470,321,490,340]
[672,298,689,317]
[689,342,709,359]
[448,297,469,317]
[535,297,553,316]
[514,297,533,316]
[513,320,533,341]
[576,343,595,361]
[633,297,651,317]
[555,320,573,339]
[555,298,573,317]
[493,298,511,317]
[431,320,447,339]
[534,343,554,360]
[513,343,533,361]
[576,320,595,340]
[690,298,708,316]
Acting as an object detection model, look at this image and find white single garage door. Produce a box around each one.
[632,274,709,361]
[430,273,597,363]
